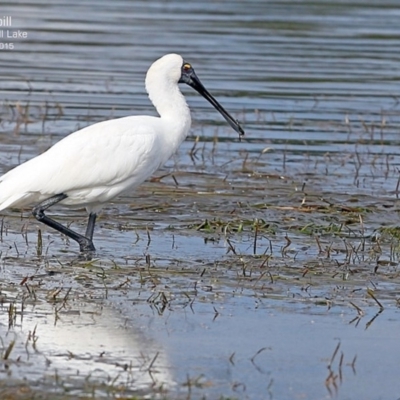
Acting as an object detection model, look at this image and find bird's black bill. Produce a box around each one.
[179,65,245,140]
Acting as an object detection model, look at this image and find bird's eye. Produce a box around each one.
[183,63,191,71]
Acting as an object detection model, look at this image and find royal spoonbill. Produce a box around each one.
[0,53,245,253]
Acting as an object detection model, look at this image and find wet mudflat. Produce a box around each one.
[1,1,400,399]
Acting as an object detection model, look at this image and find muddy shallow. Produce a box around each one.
[1,166,400,399]
[1,1,400,399]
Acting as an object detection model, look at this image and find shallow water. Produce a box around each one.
[1,1,400,399]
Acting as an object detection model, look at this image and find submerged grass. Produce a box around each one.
[1,95,400,399]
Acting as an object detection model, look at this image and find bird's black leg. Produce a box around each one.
[85,212,97,241]
[32,194,96,252]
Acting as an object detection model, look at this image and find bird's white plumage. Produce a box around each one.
[0,54,191,214]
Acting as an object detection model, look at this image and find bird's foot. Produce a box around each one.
[78,237,96,253]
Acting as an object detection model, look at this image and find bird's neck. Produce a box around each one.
[146,78,192,143]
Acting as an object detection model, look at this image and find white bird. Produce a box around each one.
[0,53,245,252]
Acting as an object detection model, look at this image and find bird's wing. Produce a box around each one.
[0,116,166,208]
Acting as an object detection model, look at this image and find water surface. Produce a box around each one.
[1,1,400,399]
